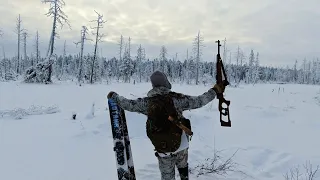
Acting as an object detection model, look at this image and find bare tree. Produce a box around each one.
[159,45,167,61]
[15,14,25,74]
[34,31,40,64]
[42,0,71,83]
[24,0,70,84]
[185,48,192,84]
[89,10,106,84]
[117,35,124,81]
[74,26,91,85]
[2,46,5,59]
[136,44,145,82]
[222,38,227,62]
[186,48,189,60]
[235,46,240,83]
[60,40,66,79]
[159,45,167,72]
[118,35,124,61]
[253,52,260,85]
[128,37,131,58]
[0,29,3,37]
[192,31,204,85]
[248,49,255,83]
[22,31,28,69]
[2,46,6,77]
[238,48,246,84]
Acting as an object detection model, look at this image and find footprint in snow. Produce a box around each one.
[97,123,109,131]
[247,147,295,178]
[251,148,274,168]
[74,131,87,138]
[136,163,161,180]
[260,171,273,178]
[245,105,263,109]
[263,153,295,174]
[91,130,100,135]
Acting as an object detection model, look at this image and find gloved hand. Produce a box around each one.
[213,83,225,94]
[107,91,116,99]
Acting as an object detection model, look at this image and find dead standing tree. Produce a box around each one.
[24,0,70,83]
[159,45,168,73]
[22,31,28,71]
[136,44,145,83]
[89,10,106,84]
[60,40,66,79]
[117,35,124,81]
[74,26,92,85]
[128,37,131,58]
[15,14,25,75]
[34,0,70,82]
[34,31,40,64]
[44,0,71,83]
[192,31,204,85]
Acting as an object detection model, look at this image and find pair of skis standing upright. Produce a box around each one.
[107,40,231,180]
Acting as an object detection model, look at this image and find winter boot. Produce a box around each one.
[178,166,189,180]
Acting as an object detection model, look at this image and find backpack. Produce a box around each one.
[146,93,191,153]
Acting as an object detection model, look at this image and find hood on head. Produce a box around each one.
[150,71,172,90]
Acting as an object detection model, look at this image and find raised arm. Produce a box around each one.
[109,92,148,115]
[172,88,217,111]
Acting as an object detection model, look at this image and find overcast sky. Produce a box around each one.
[0,0,319,67]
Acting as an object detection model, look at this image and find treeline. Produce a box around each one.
[1,48,319,85]
[0,0,319,86]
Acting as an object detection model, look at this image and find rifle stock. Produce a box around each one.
[168,116,193,136]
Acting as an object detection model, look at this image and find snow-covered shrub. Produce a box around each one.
[24,55,56,83]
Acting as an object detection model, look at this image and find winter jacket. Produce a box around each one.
[109,86,217,156]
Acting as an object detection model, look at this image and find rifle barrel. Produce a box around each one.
[216,40,221,55]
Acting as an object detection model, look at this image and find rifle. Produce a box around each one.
[168,116,193,136]
[215,40,231,127]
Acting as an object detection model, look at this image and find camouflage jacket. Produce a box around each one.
[109,86,217,118]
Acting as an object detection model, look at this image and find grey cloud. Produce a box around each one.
[233,0,320,66]
[0,0,319,67]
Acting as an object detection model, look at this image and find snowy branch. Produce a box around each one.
[90,10,107,42]
[14,15,26,35]
[190,149,250,179]
[284,161,319,180]
[42,0,71,30]
[74,26,93,46]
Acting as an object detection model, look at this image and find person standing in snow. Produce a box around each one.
[107,70,225,180]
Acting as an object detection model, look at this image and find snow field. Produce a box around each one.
[0,81,319,180]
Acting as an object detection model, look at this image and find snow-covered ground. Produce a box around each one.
[0,81,320,180]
